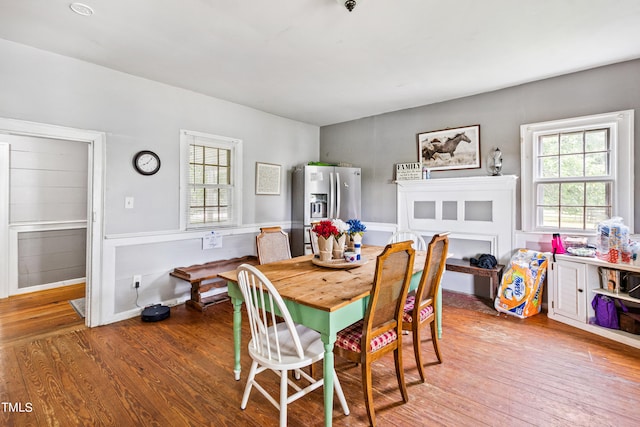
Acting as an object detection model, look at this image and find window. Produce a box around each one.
[180,130,243,229]
[521,110,634,233]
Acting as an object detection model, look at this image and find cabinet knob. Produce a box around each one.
[578,288,584,293]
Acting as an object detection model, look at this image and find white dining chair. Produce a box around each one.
[388,229,427,251]
[236,264,350,426]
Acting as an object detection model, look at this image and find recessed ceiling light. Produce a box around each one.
[69,3,94,16]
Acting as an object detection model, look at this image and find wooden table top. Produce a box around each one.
[218,245,427,313]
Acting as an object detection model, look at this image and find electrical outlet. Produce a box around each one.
[133,274,142,288]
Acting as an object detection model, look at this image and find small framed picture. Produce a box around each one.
[255,162,281,195]
[417,124,481,171]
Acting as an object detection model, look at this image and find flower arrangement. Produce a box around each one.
[312,220,339,239]
[346,219,366,235]
[332,218,349,237]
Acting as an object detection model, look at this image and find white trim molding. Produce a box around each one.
[520,110,634,233]
[0,117,105,327]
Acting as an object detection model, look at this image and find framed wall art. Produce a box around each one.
[255,162,281,195]
[417,124,481,171]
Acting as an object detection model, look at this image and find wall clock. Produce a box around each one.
[133,150,161,175]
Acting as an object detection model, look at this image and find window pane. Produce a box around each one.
[585,129,607,152]
[204,208,217,223]
[190,188,204,207]
[205,189,218,206]
[560,206,584,229]
[561,183,584,206]
[539,183,559,205]
[219,188,229,205]
[540,134,559,155]
[219,166,229,185]
[586,207,610,229]
[219,207,229,221]
[204,147,218,165]
[189,164,195,184]
[585,152,607,176]
[560,132,583,154]
[540,157,558,178]
[219,149,229,166]
[560,154,584,177]
[193,165,204,185]
[192,145,204,164]
[586,182,608,206]
[539,206,559,228]
[190,208,204,224]
[204,165,218,185]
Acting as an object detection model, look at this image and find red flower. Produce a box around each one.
[312,220,339,239]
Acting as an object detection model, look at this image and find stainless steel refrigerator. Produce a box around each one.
[291,164,361,256]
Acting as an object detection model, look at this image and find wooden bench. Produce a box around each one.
[445,257,505,300]
[170,255,258,311]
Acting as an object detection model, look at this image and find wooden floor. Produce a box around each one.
[2,288,640,426]
[0,283,86,347]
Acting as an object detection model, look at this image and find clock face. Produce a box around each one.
[133,150,161,175]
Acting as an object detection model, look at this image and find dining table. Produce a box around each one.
[218,245,439,426]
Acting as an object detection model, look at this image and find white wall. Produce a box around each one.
[0,38,319,322]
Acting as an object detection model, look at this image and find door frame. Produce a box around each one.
[0,118,104,327]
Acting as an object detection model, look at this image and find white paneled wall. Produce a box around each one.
[8,134,88,291]
[9,135,88,223]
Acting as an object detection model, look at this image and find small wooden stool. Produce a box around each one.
[171,255,258,311]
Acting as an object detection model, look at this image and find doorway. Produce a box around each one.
[0,118,104,327]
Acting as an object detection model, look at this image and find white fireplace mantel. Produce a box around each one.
[396,175,518,264]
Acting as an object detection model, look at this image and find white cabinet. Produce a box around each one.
[547,254,640,349]
[550,259,587,323]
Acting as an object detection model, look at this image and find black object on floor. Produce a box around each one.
[141,304,170,322]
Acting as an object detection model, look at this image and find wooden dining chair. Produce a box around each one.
[388,229,427,251]
[402,232,449,382]
[236,264,350,427]
[334,241,416,427]
[256,226,292,264]
[309,222,320,255]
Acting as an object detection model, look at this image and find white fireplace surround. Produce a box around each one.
[396,175,518,265]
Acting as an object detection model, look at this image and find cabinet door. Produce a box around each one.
[553,260,587,322]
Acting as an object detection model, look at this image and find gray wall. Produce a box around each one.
[0,38,319,318]
[0,38,318,235]
[320,59,640,231]
[18,229,86,289]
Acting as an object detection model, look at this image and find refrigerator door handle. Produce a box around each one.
[335,172,341,219]
[329,172,335,219]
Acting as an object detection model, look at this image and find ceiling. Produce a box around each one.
[1,0,640,126]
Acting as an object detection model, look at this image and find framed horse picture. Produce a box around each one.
[417,124,481,171]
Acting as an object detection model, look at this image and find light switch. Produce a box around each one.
[125,196,134,209]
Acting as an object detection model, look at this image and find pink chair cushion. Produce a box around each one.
[336,320,398,353]
[402,295,434,323]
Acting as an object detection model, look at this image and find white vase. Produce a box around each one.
[333,234,346,259]
[319,250,332,261]
[317,235,334,254]
[351,232,363,245]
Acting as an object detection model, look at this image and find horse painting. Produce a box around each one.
[422,132,471,161]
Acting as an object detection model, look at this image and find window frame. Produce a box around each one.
[180,130,243,230]
[520,110,634,234]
